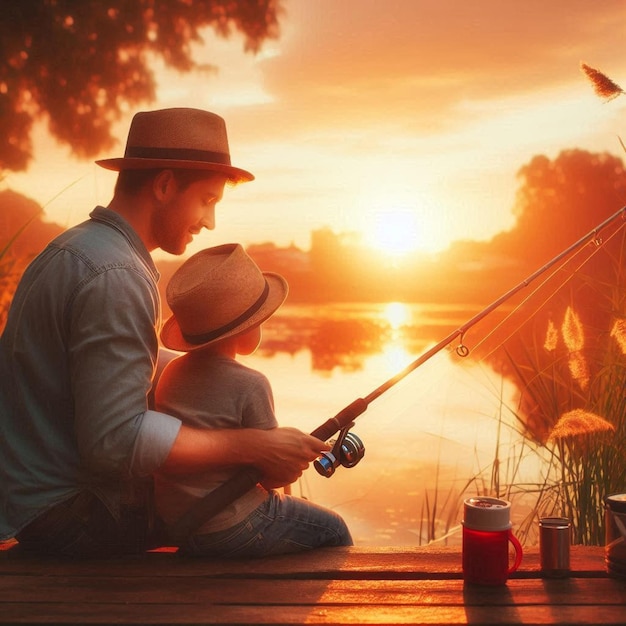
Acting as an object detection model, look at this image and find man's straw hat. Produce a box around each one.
[160,244,288,352]
[96,108,254,183]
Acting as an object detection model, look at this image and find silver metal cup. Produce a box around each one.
[605,494,626,579]
[539,517,571,577]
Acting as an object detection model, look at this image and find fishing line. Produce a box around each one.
[470,217,626,361]
[170,205,626,543]
[450,219,626,469]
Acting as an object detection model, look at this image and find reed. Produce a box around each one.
[467,222,626,545]
[520,64,626,544]
[581,63,626,154]
[509,336,625,544]
[0,254,18,334]
[581,63,625,102]
[459,63,626,547]
[0,210,41,333]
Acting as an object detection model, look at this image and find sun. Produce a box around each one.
[354,186,451,256]
[362,208,423,257]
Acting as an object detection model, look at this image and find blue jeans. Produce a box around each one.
[182,490,353,558]
[15,490,164,558]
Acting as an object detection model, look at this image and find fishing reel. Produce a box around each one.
[314,424,365,478]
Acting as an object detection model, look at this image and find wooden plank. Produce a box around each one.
[0,546,607,578]
[0,546,621,626]
[1,577,625,606]
[2,602,626,625]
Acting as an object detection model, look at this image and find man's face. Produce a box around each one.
[153,172,227,255]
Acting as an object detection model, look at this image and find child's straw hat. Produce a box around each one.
[161,244,288,351]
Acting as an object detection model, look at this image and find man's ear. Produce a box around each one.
[153,169,176,201]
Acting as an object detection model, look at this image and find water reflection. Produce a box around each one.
[260,301,487,374]
[383,301,410,331]
[244,302,540,548]
[378,343,414,378]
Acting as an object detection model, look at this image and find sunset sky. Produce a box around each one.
[6,0,626,260]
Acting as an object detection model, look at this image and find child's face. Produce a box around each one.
[235,325,262,356]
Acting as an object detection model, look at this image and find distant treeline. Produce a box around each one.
[3,148,625,321]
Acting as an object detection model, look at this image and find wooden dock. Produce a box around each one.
[1,543,624,625]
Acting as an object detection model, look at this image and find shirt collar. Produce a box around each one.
[89,206,159,281]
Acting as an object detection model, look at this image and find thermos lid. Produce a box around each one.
[605,493,626,513]
[463,497,512,531]
[538,516,571,529]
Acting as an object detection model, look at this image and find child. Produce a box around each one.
[155,243,353,557]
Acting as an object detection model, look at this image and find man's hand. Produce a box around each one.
[160,424,329,483]
[254,427,330,488]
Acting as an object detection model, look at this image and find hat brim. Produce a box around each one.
[95,157,254,183]
[160,272,288,352]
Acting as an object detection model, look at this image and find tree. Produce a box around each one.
[0,0,282,172]
[476,150,626,445]
[490,149,626,265]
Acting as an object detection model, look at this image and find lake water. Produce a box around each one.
[239,302,550,547]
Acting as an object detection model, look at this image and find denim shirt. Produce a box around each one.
[0,207,181,540]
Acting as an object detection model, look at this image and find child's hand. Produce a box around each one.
[254,427,330,487]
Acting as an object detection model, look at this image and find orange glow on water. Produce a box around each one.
[383,301,411,330]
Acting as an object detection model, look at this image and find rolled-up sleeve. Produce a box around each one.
[69,265,172,477]
[130,409,182,477]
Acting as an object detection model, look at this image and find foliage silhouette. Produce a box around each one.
[0,0,282,172]
[2,150,625,372]
[468,151,626,444]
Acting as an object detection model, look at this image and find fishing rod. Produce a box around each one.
[169,205,626,543]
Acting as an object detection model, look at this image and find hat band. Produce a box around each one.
[125,146,232,165]
[182,280,270,345]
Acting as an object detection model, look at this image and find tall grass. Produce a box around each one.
[443,63,626,547]
[516,64,626,544]
[0,211,42,333]
[460,221,626,546]
[581,62,626,153]
[418,208,626,547]
[507,324,625,545]
[0,254,19,333]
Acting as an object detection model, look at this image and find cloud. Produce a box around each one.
[250,0,626,135]
[10,0,626,256]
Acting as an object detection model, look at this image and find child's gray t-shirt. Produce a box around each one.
[154,352,278,534]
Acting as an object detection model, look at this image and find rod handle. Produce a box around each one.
[310,397,368,441]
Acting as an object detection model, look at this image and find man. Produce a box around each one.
[0,108,328,557]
